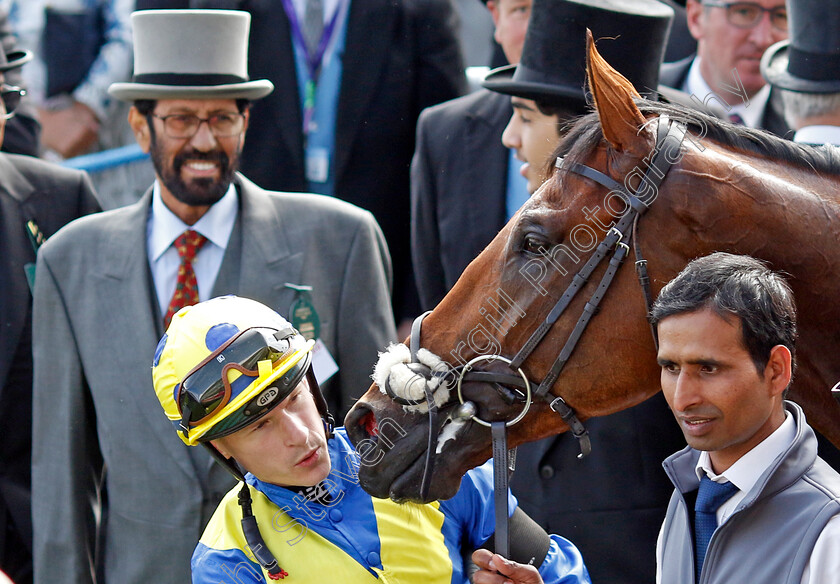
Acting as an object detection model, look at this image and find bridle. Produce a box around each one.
[384,115,687,558]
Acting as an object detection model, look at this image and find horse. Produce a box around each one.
[344,34,840,504]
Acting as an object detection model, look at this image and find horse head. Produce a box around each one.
[346,32,840,503]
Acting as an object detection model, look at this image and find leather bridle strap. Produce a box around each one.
[413,310,440,502]
[491,421,510,559]
[633,214,659,351]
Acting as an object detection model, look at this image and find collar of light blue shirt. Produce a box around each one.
[148,180,239,262]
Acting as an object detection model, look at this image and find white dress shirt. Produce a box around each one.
[147,182,238,317]
[683,57,770,129]
[792,125,840,146]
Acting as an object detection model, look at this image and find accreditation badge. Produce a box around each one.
[24,219,46,294]
[305,146,330,184]
[286,283,320,341]
[285,283,338,384]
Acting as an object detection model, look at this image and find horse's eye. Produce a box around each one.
[522,235,549,256]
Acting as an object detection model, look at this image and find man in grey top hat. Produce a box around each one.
[30,9,396,584]
[761,0,840,145]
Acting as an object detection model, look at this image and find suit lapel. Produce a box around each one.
[762,88,793,138]
[95,191,198,480]
[333,0,396,185]
[220,175,305,319]
[0,158,36,387]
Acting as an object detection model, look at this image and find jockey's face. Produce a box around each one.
[487,0,532,65]
[657,307,789,474]
[503,97,562,194]
[211,378,331,487]
[686,0,787,100]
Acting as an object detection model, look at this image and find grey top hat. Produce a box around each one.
[109,10,274,101]
[483,0,674,113]
[761,0,840,93]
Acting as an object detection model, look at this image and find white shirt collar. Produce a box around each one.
[793,125,840,146]
[695,408,795,495]
[684,57,770,129]
[148,181,238,261]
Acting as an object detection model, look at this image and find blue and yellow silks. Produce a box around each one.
[192,429,590,584]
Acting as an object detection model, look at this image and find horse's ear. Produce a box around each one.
[586,29,647,152]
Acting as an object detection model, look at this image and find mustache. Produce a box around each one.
[172,148,230,172]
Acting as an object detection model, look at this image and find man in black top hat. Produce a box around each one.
[483,0,675,193]
[479,2,690,583]
[761,0,840,145]
[660,0,790,136]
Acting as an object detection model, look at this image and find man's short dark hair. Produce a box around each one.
[649,252,797,376]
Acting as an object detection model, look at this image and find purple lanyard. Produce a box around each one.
[280,0,345,81]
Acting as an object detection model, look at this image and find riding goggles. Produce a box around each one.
[176,326,314,444]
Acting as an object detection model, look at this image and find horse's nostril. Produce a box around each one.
[362,410,379,438]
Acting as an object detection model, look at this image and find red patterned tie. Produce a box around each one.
[164,230,208,328]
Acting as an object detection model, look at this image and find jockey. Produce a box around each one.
[151,295,592,584]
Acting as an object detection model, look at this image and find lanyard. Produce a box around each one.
[280,0,346,134]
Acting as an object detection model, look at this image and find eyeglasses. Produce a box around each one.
[1,84,25,119]
[151,111,246,139]
[177,327,294,428]
[702,2,788,32]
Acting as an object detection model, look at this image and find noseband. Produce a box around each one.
[385,115,687,557]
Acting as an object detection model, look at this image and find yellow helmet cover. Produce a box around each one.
[152,296,314,445]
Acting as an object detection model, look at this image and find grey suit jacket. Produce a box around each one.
[31,175,396,584]
[411,89,510,311]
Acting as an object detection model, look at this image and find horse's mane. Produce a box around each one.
[556,99,840,176]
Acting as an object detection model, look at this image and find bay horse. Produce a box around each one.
[345,35,840,504]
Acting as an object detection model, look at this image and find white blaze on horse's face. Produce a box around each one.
[372,344,453,414]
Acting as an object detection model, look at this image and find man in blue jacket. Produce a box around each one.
[651,253,840,583]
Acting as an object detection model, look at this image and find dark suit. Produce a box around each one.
[210,0,466,319]
[659,55,791,138]
[31,175,396,584]
[510,396,686,584]
[411,89,510,310]
[0,155,99,583]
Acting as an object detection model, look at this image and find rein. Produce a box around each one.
[385,115,686,558]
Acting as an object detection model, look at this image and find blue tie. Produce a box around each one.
[694,476,739,580]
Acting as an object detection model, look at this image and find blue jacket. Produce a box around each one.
[192,428,590,583]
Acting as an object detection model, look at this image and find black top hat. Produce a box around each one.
[483,0,674,112]
[0,48,32,72]
[761,0,840,93]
